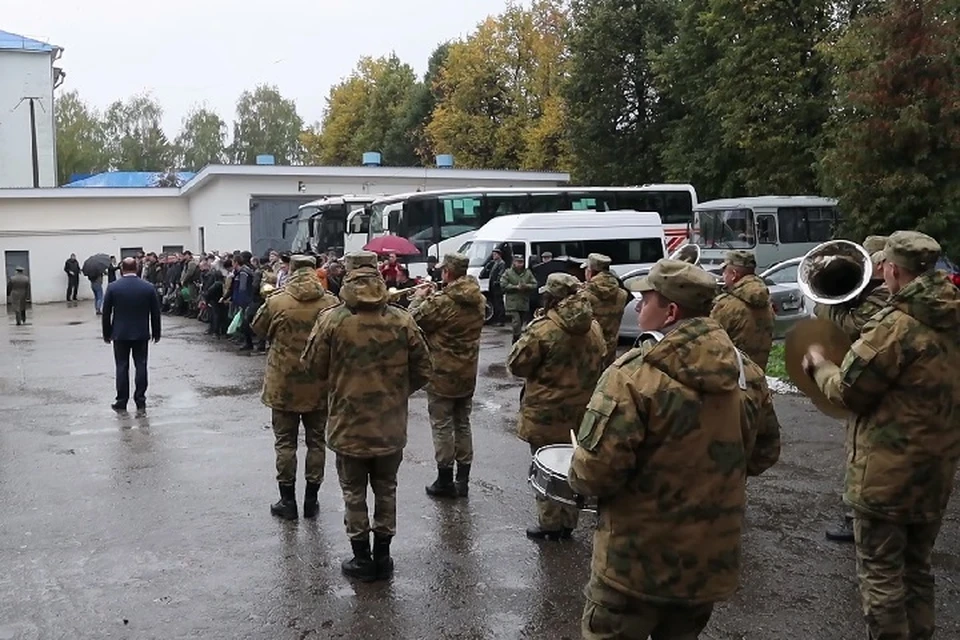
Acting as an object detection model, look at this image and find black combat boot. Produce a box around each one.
[455,463,471,498]
[526,525,564,541]
[341,537,376,582]
[303,482,321,519]
[373,533,394,581]
[825,513,855,543]
[425,466,457,498]
[270,483,298,520]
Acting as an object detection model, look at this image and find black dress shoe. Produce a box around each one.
[526,525,564,541]
[111,402,127,412]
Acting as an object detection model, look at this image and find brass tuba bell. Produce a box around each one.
[668,243,701,265]
[797,240,872,306]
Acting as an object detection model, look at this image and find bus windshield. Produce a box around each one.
[692,209,756,249]
[462,241,502,268]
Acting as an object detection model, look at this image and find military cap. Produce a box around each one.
[512,254,525,263]
[343,250,379,271]
[583,253,612,271]
[539,272,581,299]
[870,250,886,268]
[863,235,889,255]
[722,250,757,270]
[441,252,469,272]
[628,259,719,312]
[884,230,940,273]
[290,254,316,270]
[541,251,553,260]
[14,266,24,272]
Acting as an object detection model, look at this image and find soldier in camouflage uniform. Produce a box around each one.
[570,259,778,639]
[500,255,538,343]
[251,255,339,520]
[579,253,628,369]
[408,253,486,499]
[711,250,775,369]
[507,273,606,541]
[804,231,960,640]
[815,235,891,543]
[301,250,432,582]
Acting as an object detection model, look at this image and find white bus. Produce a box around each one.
[286,195,378,255]
[691,195,841,271]
[346,184,697,274]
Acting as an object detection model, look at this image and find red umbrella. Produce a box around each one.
[363,235,421,256]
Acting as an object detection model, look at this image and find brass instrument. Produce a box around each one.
[668,243,701,265]
[387,281,436,302]
[260,282,280,297]
[783,239,872,419]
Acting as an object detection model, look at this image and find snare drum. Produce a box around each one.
[528,444,597,512]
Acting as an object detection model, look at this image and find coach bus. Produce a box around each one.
[345,184,698,266]
[287,194,378,255]
[691,195,840,270]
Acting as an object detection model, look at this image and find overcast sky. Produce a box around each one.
[2,0,515,136]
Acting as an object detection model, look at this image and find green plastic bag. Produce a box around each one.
[227,310,243,336]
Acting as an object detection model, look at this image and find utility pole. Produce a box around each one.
[14,97,44,188]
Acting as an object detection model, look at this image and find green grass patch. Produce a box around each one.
[766,343,787,380]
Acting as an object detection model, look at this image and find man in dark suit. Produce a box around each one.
[102,258,162,412]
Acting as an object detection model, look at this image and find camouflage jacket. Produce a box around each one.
[569,317,747,605]
[251,268,339,412]
[738,349,782,476]
[711,274,774,370]
[507,295,606,446]
[814,281,889,342]
[813,271,960,523]
[580,271,628,364]
[408,276,486,398]
[300,267,433,457]
[500,267,537,312]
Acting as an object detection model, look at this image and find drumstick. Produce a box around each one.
[570,429,578,448]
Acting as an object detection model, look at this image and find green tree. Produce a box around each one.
[232,85,304,165]
[702,0,832,195]
[103,93,173,171]
[175,106,227,171]
[564,0,679,184]
[819,0,960,256]
[401,42,452,163]
[54,90,110,185]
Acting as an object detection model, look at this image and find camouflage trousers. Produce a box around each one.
[582,575,713,640]
[427,393,474,468]
[272,409,326,486]
[529,443,579,530]
[509,310,528,342]
[854,516,942,640]
[335,451,403,541]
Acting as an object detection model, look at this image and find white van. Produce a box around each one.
[457,210,667,294]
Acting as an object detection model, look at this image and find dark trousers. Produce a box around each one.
[67,277,79,301]
[490,286,505,324]
[113,340,149,406]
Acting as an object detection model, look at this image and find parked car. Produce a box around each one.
[617,265,807,341]
[937,257,960,288]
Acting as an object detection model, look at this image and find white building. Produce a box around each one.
[0,30,62,189]
[0,164,569,304]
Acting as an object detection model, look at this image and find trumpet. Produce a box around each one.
[387,281,436,302]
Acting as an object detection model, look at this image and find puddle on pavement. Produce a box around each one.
[195,381,261,398]
[484,363,510,379]
[66,321,84,326]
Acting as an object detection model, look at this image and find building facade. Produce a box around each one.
[0,30,62,189]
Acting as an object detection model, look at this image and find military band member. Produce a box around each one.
[579,253,628,369]
[409,253,486,499]
[252,255,340,520]
[507,273,606,541]
[500,255,538,343]
[804,231,960,640]
[301,250,432,582]
[711,250,775,369]
[814,234,891,543]
[570,259,777,639]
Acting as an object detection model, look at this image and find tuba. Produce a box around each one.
[797,240,872,306]
[669,243,701,265]
[387,281,436,303]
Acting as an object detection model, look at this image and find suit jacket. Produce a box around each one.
[103,275,162,342]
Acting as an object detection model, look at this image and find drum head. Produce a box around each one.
[535,445,574,475]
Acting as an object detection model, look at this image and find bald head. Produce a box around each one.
[121,257,138,274]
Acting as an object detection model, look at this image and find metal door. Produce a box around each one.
[4,250,31,303]
[249,196,317,258]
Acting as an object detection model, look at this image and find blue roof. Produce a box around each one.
[64,171,197,188]
[0,29,57,53]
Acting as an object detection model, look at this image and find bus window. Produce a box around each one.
[692,209,755,248]
[568,194,612,211]
[757,215,778,244]
[484,194,527,221]
[663,192,693,225]
[405,199,436,254]
[528,193,565,212]
[349,211,369,235]
[441,196,481,223]
[388,208,401,234]
[778,207,835,243]
[614,191,654,213]
[583,239,665,264]
[532,241,585,259]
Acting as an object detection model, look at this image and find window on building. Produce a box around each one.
[120,247,143,259]
[162,245,184,254]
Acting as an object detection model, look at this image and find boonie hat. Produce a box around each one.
[863,235,889,255]
[290,254,316,270]
[538,273,581,299]
[442,253,469,272]
[884,231,940,274]
[722,250,757,270]
[583,253,612,272]
[628,259,719,312]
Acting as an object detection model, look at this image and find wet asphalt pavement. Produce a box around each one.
[0,303,958,640]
